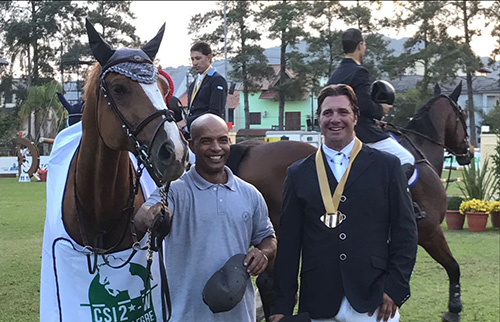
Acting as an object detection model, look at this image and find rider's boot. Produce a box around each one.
[401,163,426,221]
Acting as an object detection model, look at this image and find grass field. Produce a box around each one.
[0,177,498,322]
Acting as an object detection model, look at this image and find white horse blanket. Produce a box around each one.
[40,122,162,322]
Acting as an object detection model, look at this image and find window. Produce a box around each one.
[249,112,261,125]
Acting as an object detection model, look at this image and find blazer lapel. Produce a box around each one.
[345,146,373,190]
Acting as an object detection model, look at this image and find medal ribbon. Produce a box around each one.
[315,137,362,223]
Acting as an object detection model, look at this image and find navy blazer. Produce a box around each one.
[271,144,417,319]
[327,58,389,143]
[186,67,227,129]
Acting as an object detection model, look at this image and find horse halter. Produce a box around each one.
[446,97,470,158]
[99,61,175,186]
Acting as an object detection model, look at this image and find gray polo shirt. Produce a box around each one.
[145,166,275,322]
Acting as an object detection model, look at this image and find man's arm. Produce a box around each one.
[208,76,227,118]
[353,67,384,120]
[384,159,418,306]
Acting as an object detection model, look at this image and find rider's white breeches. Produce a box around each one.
[366,137,415,165]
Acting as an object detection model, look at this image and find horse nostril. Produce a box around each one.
[159,143,173,162]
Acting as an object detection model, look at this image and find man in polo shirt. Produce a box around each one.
[138,114,276,322]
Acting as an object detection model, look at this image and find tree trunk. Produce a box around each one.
[462,0,476,146]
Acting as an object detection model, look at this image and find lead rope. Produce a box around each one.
[145,184,172,321]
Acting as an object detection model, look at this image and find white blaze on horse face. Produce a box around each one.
[139,82,186,161]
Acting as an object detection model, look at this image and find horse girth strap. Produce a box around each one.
[315,138,362,228]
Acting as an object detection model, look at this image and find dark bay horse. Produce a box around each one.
[40,19,187,321]
[226,84,471,322]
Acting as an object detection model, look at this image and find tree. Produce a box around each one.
[446,0,486,147]
[188,1,273,137]
[258,0,309,130]
[479,100,500,132]
[305,0,344,94]
[385,89,423,127]
[19,80,64,141]
[389,1,461,93]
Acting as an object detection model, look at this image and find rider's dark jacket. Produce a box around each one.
[327,58,389,143]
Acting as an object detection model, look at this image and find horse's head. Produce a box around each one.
[84,19,188,185]
[443,82,473,165]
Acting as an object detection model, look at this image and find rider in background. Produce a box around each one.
[327,28,423,218]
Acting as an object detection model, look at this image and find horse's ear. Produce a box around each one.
[449,81,462,104]
[56,93,72,111]
[433,83,441,97]
[85,18,115,66]
[142,23,165,60]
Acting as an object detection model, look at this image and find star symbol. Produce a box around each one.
[128,303,136,311]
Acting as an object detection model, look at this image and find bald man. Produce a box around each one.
[138,114,276,322]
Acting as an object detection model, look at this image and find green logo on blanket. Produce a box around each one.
[81,262,157,322]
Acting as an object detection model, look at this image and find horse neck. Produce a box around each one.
[76,119,133,227]
[407,98,451,176]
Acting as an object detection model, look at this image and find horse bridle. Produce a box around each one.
[99,76,176,186]
[395,96,471,159]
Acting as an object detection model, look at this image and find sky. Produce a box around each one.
[131,1,497,69]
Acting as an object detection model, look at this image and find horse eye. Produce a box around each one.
[111,84,127,95]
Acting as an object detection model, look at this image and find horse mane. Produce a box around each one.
[405,94,455,140]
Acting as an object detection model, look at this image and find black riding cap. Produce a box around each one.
[371,79,396,105]
[85,18,165,83]
[202,253,250,313]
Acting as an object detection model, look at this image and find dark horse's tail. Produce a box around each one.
[226,140,265,176]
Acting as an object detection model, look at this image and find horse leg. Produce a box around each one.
[411,166,462,320]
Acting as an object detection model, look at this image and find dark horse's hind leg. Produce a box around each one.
[411,165,462,321]
[256,266,274,322]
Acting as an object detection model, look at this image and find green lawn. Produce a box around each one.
[0,177,498,322]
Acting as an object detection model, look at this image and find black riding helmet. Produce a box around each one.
[371,80,395,105]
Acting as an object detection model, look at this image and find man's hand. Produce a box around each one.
[269,314,285,322]
[381,103,392,115]
[243,247,269,276]
[134,203,172,233]
[368,293,398,322]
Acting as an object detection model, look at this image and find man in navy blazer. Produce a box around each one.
[270,84,417,322]
[186,42,227,132]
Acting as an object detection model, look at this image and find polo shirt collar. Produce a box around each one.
[189,165,236,191]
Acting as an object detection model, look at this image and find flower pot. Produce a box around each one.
[445,210,465,230]
[491,211,500,229]
[466,211,488,232]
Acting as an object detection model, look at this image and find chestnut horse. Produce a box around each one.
[226,84,471,322]
[40,20,188,322]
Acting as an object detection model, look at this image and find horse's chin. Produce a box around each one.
[456,152,473,166]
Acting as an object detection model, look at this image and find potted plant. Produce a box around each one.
[457,158,498,202]
[459,199,489,232]
[446,196,465,230]
[487,200,500,229]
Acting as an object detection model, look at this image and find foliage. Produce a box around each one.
[0,109,18,144]
[457,158,498,201]
[491,132,500,195]
[488,0,500,62]
[447,195,464,210]
[459,198,489,214]
[486,200,500,214]
[479,100,500,132]
[385,89,432,127]
[19,80,64,141]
